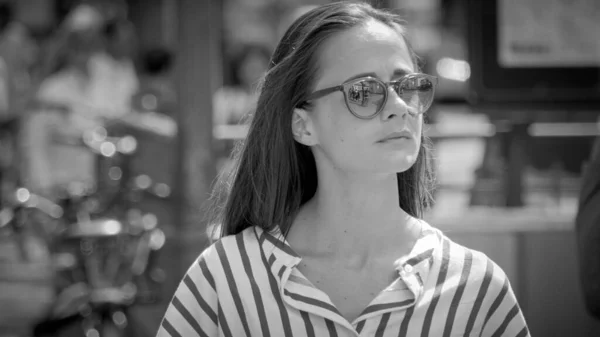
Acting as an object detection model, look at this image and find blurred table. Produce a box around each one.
[425,189,577,232]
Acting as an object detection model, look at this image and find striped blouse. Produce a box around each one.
[157,221,530,337]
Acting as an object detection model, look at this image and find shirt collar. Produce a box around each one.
[254,220,440,287]
[253,221,443,330]
[254,226,301,272]
[393,220,439,290]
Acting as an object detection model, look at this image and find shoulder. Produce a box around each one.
[422,220,511,290]
[187,227,261,274]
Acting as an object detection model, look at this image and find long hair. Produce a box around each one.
[206,1,436,239]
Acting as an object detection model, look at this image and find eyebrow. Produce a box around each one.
[343,68,413,82]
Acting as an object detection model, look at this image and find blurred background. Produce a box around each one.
[0,0,598,336]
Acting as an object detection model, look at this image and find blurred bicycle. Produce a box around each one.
[0,121,168,337]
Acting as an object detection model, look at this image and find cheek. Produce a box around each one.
[316,98,359,142]
[408,117,423,157]
[411,116,423,139]
[414,134,422,150]
[321,115,361,150]
[314,105,366,158]
[414,114,424,128]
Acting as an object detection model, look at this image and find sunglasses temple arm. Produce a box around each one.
[306,85,344,102]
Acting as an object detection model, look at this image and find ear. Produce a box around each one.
[291,108,318,146]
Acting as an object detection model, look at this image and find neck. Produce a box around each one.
[291,168,417,259]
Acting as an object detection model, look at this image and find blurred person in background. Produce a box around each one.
[576,123,600,320]
[158,3,528,336]
[131,46,177,116]
[0,2,38,195]
[213,43,271,126]
[21,3,139,198]
[213,43,271,172]
[0,2,37,120]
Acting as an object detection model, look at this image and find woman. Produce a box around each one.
[158,2,529,336]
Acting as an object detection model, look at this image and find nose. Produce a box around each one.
[380,86,409,120]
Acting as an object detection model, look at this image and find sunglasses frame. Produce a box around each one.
[304,73,438,120]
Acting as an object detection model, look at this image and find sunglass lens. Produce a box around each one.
[346,79,386,117]
[397,75,436,114]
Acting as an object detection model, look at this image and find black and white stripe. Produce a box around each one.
[157,222,529,336]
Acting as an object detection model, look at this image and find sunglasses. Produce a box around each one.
[303,73,438,119]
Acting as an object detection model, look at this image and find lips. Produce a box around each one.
[378,130,412,142]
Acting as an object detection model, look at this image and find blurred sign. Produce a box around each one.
[499,0,600,68]
[467,0,600,107]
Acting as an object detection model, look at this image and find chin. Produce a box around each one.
[389,152,419,172]
[394,161,416,173]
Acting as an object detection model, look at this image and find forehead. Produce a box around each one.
[315,20,414,84]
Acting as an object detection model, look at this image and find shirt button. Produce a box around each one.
[404,265,413,273]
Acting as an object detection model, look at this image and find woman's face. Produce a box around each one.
[305,20,422,175]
